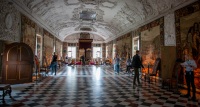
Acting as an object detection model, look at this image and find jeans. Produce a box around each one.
[49,62,57,75]
[115,64,120,74]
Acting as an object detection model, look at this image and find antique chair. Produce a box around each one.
[40,56,50,77]
[145,58,161,84]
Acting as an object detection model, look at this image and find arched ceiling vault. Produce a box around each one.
[11,0,195,43]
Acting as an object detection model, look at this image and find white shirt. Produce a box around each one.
[181,60,197,72]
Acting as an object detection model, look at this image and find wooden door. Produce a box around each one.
[0,41,5,82]
[161,46,176,80]
[2,43,34,84]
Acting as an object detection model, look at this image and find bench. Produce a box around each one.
[0,84,12,104]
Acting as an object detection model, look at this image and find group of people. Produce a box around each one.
[113,50,144,86]
[113,50,197,101]
[34,52,58,76]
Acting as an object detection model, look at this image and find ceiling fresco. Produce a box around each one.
[10,0,193,42]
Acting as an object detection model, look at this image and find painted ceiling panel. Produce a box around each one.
[11,0,192,42]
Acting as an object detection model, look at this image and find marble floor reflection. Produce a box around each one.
[1,65,200,107]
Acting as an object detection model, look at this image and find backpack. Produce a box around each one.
[127,59,131,66]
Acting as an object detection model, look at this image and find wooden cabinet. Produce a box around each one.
[2,43,33,84]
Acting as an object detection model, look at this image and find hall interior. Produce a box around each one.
[0,0,200,106]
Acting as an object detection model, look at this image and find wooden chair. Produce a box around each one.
[145,58,161,84]
[40,56,50,76]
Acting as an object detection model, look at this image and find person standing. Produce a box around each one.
[180,53,197,101]
[126,55,132,75]
[49,52,58,75]
[81,55,85,66]
[132,50,144,86]
[114,54,120,74]
[65,55,68,64]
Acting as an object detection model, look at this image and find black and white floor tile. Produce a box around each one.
[0,65,199,107]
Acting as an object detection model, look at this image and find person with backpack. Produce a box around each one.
[126,55,132,75]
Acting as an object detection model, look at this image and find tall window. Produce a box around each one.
[68,46,76,58]
[35,34,42,61]
[93,47,101,58]
[113,44,116,59]
[132,37,139,56]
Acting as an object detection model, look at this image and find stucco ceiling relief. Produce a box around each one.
[64,0,117,9]
[10,0,195,42]
[71,5,104,22]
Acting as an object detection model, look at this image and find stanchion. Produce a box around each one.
[148,63,150,83]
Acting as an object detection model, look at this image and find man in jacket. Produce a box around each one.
[132,50,144,86]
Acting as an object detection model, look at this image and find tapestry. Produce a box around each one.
[106,41,113,60]
[139,17,164,70]
[102,43,106,61]
[56,39,62,60]
[116,33,132,60]
[175,1,200,88]
[43,31,54,66]
[21,15,36,53]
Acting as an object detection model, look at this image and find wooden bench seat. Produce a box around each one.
[0,84,12,104]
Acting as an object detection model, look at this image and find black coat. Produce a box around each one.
[132,54,144,68]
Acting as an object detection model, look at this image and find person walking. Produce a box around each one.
[49,52,58,75]
[132,50,144,86]
[180,53,197,101]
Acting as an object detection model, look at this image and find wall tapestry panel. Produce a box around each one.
[102,43,106,61]
[63,42,68,58]
[106,41,113,62]
[139,17,164,65]
[138,17,164,75]
[56,39,62,60]
[116,33,132,59]
[21,15,36,53]
[43,31,54,66]
[175,1,200,89]
[141,25,160,65]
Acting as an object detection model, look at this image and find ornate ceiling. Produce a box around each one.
[10,0,194,43]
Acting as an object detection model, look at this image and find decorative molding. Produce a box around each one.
[0,0,20,42]
[71,5,104,22]
[64,0,117,9]
[9,0,197,42]
[74,24,97,32]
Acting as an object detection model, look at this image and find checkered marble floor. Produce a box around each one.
[1,65,200,107]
